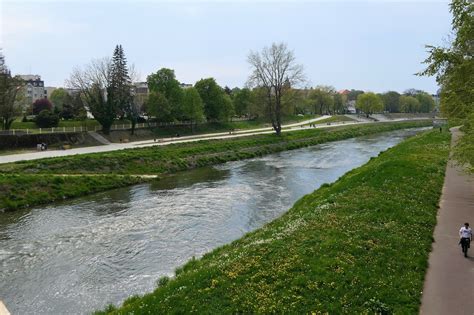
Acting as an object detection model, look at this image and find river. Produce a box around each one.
[0,128,427,314]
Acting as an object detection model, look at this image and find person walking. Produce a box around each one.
[459,222,472,257]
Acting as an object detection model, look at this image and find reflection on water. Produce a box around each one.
[0,128,427,314]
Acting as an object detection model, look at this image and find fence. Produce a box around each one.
[0,118,252,136]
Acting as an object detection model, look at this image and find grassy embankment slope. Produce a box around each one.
[452,114,474,173]
[0,120,431,212]
[96,129,450,314]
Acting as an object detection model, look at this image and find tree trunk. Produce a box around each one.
[102,123,112,135]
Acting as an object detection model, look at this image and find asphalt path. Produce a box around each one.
[420,127,474,315]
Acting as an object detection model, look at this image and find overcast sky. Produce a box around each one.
[1,0,452,94]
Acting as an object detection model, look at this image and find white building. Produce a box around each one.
[18,75,47,103]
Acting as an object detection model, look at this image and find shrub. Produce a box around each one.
[36,109,59,128]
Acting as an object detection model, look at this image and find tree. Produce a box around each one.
[221,94,235,121]
[399,95,421,113]
[381,91,401,113]
[309,86,334,115]
[332,93,346,114]
[0,52,23,130]
[182,87,205,132]
[49,88,70,113]
[32,98,53,115]
[247,42,304,135]
[36,109,59,128]
[67,57,117,134]
[248,87,267,119]
[60,93,85,120]
[147,68,183,120]
[233,88,253,117]
[356,92,383,117]
[194,78,229,121]
[415,92,435,113]
[419,0,473,118]
[347,89,364,102]
[146,91,173,122]
[110,45,137,134]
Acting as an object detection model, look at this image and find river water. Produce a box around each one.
[0,128,426,314]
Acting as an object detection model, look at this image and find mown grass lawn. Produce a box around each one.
[95,129,450,314]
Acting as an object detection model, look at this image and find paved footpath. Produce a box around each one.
[420,127,474,315]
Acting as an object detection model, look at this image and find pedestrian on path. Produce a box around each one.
[459,222,472,257]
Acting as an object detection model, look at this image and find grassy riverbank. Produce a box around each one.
[452,114,474,173]
[96,129,450,314]
[0,120,431,212]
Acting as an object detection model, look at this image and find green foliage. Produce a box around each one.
[453,113,474,172]
[309,86,335,115]
[400,95,421,113]
[147,68,184,120]
[35,109,59,128]
[146,91,173,122]
[347,89,364,101]
[49,88,70,112]
[420,0,473,119]
[415,93,435,113]
[356,92,383,116]
[89,81,117,134]
[381,91,401,113]
[232,88,253,116]
[194,78,232,121]
[182,87,205,124]
[95,130,450,314]
[157,276,170,287]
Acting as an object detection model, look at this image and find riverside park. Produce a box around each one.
[0,1,473,314]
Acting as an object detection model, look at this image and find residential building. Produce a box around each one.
[18,75,47,103]
[45,86,57,99]
[179,83,193,89]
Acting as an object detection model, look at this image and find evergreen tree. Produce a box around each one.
[109,45,137,134]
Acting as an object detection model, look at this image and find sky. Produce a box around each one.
[1,0,452,94]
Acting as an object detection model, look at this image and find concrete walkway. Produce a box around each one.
[420,127,474,315]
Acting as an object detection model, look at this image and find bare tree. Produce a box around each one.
[0,51,24,130]
[247,42,304,135]
[66,57,118,134]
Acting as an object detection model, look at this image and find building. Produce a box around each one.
[179,83,193,89]
[18,75,47,103]
[133,82,148,95]
[45,86,57,99]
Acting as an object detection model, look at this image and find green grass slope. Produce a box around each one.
[97,130,450,314]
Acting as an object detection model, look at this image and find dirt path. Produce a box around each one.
[420,127,474,315]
